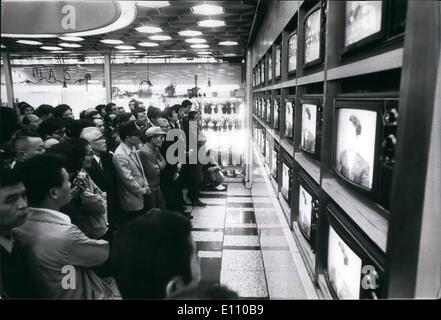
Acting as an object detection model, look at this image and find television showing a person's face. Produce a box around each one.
[271,151,277,177]
[298,186,312,239]
[0,182,29,231]
[327,226,362,299]
[285,101,293,138]
[345,1,382,47]
[282,163,289,198]
[335,108,377,190]
[289,33,298,71]
[301,104,317,153]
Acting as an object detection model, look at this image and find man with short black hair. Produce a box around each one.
[22,114,42,131]
[12,154,113,299]
[12,130,45,173]
[111,210,201,299]
[35,104,54,121]
[0,168,32,298]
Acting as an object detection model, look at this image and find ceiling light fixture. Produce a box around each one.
[219,41,238,46]
[135,26,163,33]
[197,51,211,55]
[17,40,43,45]
[198,20,226,28]
[58,36,84,42]
[191,4,224,15]
[0,45,5,49]
[178,30,203,37]
[185,38,207,44]
[191,44,209,49]
[115,45,136,50]
[100,39,124,45]
[40,46,63,51]
[148,35,172,41]
[59,43,82,48]
[136,1,170,8]
[138,42,159,47]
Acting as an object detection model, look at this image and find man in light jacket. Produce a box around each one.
[113,121,150,224]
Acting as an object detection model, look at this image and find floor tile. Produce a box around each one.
[199,198,227,205]
[198,251,222,258]
[192,231,224,242]
[227,197,254,203]
[261,250,297,271]
[225,211,256,224]
[220,270,268,298]
[259,235,288,248]
[196,241,223,251]
[223,235,260,247]
[201,257,222,283]
[192,217,225,229]
[221,250,264,271]
[265,271,307,299]
[224,227,258,235]
[226,202,254,208]
[224,223,257,229]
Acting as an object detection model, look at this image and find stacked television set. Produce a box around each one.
[273,96,280,131]
[324,203,384,299]
[275,44,282,79]
[332,94,399,211]
[300,95,324,162]
[341,0,408,57]
[297,170,320,251]
[280,151,294,207]
[288,30,298,74]
[284,96,295,141]
[268,51,273,82]
[272,141,279,181]
[303,1,327,69]
[265,96,272,124]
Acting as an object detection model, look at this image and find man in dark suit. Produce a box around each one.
[80,127,121,228]
[337,115,370,188]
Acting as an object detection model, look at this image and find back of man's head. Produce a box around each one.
[21,154,68,207]
[111,209,198,299]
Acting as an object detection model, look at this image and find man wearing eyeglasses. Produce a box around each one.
[80,127,121,229]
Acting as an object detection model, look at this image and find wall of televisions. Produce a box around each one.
[250,0,440,299]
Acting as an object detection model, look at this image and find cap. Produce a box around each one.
[145,126,167,138]
[119,121,143,137]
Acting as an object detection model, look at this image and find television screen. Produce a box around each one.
[266,98,271,122]
[335,108,377,190]
[288,32,297,72]
[261,62,265,84]
[271,150,278,178]
[268,55,272,81]
[265,139,270,165]
[304,8,321,64]
[327,226,362,299]
[275,45,281,78]
[281,163,290,200]
[301,104,318,153]
[298,185,313,239]
[345,1,383,47]
[273,98,280,129]
[285,101,294,138]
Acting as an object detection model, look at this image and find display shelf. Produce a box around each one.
[292,223,316,281]
[253,83,283,93]
[327,48,404,81]
[297,71,325,86]
[321,177,388,252]
[294,152,320,184]
[280,139,294,157]
[252,114,281,143]
[281,78,297,89]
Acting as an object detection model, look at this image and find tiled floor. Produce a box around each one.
[185,151,316,299]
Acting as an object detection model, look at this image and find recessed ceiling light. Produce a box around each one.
[219,41,238,46]
[40,46,63,51]
[148,35,172,41]
[115,45,137,50]
[136,26,163,33]
[136,1,170,8]
[198,20,225,28]
[191,4,224,15]
[1,45,6,49]
[191,44,209,49]
[59,43,82,48]
[179,30,203,37]
[17,40,43,45]
[138,42,159,47]
[185,38,207,44]
[58,36,84,42]
[197,51,211,55]
[100,39,124,45]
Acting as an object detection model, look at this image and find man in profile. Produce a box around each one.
[0,168,32,298]
[337,115,370,188]
[12,130,46,173]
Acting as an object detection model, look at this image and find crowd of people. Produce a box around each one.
[0,99,232,299]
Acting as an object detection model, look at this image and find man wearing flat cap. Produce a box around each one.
[138,127,167,210]
[113,121,150,224]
